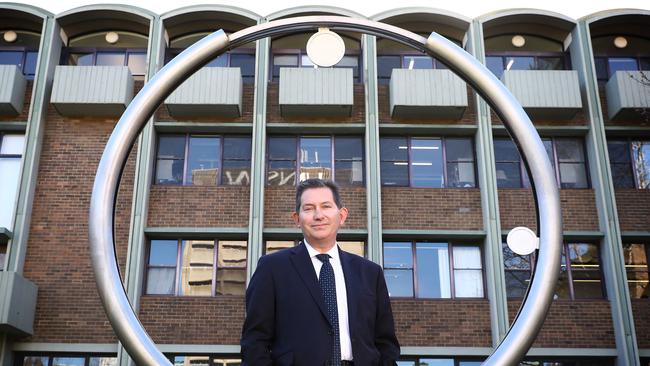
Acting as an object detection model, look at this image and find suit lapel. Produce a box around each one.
[339,248,359,339]
[289,242,331,326]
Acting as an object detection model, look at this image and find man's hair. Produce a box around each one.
[295,179,343,212]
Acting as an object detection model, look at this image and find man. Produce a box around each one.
[241,179,400,366]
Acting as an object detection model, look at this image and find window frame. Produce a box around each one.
[60,47,148,79]
[380,136,478,189]
[383,240,486,299]
[494,137,590,189]
[154,133,252,186]
[0,47,39,79]
[166,47,256,84]
[608,138,650,189]
[144,239,247,297]
[265,135,365,187]
[593,55,650,81]
[485,51,570,79]
[0,132,26,230]
[269,48,363,82]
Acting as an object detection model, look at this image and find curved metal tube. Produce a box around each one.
[89,16,561,366]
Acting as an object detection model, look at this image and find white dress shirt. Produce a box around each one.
[304,240,353,361]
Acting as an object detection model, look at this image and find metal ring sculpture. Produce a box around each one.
[89,16,562,366]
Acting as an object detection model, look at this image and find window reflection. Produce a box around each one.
[623,243,649,299]
[0,133,25,229]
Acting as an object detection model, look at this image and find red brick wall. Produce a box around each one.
[147,186,250,227]
[139,296,245,344]
[155,84,255,122]
[267,83,366,123]
[498,189,600,231]
[508,300,615,348]
[614,189,650,232]
[381,188,483,230]
[392,299,492,347]
[0,81,32,121]
[21,105,136,342]
[264,186,367,229]
[632,300,650,348]
[378,85,478,125]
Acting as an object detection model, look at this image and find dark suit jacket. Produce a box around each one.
[241,242,400,366]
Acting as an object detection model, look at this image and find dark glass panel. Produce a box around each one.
[608,140,631,163]
[23,357,49,366]
[416,242,451,298]
[335,136,363,160]
[446,138,474,162]
[411,138,443,188]
[486,56,504,78]
[537,57,563,70]
[556,139,585,162]
[505,271,530,298]
[231,53,256,83]
[272,54,298,79]
[96,52,125,66]
[505,56,535,71]
[335,160,364,186]
[377,55,401,82]
[223,136,252,159]
[68,53,93,66]
[206,54,228,67]
[24,51,38,75]
[268,137,296,160]
[608,58,638,76]
[611,162,635,188]
[494,139,520,161]
[403,55,433,69]
[572,270,604,299]
[52,358,85,366]
[380,161,409,186]
[380,137,408,161]
[594,57,608,80]
[157,135,185,158]
[0,51,22,66]
[267,160,296,186]
[503,244,532,270]
[496,162,522,188]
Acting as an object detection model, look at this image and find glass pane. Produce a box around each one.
[380,161,409,186]
[0,51,22,66]
[212,358,242,366]
[543,139,555,170]
[273,54,298,78]
[335,137,363,160]
[446,138,474,162]
[223,136,252,160]
[594,57,608,80]
[494,139,520,162]
[68,53,93,66]
[397,362,416,366]
[52,358,85,366]
[641,58,650,71]
[23,357,49,366]
[339,241,365,257]
[608,140,631,163]
[1,134,25,154]
[611,163,635,188]
[299,137,332,181]
[377,55,401,79]
[231,53,255,82]
[454,269,484,297]
[384,269,414,297]
[503,244,532,270]
[559,162,588,188]
[453,246,482,269]
[505,56,535,71]
[627,270,649,299]
[158,135,185,159]
[127,52,147,75]
[265,240,295,254]
[24,51,38,75]
[89,358,117,366]
[174,356,209,366]
[267,160,296,186]
[222,160,251,186]
[458,362,484,366]
[496,162,523,188]
[403,55,433,69]
[155,158,184,184]
[337,55,359,68]
[300,54,315,67]
[179,240,214,296]
[537,57,563,70]
[380,137,408,161]
[572,270,603,299]
[335,160,364,186]
[416,242,451,298]
[186,136,220,185]
[96,52,125,66]
[568,243,600,266]
[447,162,476,188]
[486,56,504,78]
[555,266,570,299]
[505,270,531,298]
[384,242,413,268]
[206,54,228,67]
[623,243,648,266]
[0,242,5,271]
[0,158,22,228]
[149,240,178,265]
[608,58,638,76]
[411,138,443,188]
[419,359,454,366]
[217,242,247,296]
[632,141,650,189]
[268,137,296,160]
[556,139,585,162]
[218,240,247,268]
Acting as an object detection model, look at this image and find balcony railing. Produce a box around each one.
[279,68,353,117]
[0,65,27,116]
[606,70,650,121]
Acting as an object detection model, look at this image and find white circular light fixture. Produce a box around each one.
[3,30,17,43]
[613,36,628,49]
[105,31,120,44]
[306,28,345,67]
[507,226,539,256]
[511,35,526,48]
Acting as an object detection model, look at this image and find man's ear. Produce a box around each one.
[292,211,300,227]
[339,207,349,225]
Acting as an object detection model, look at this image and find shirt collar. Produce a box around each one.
[303,240,340,262]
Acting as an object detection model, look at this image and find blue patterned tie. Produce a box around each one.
[316,254,341,366]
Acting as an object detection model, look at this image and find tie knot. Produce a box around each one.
[316,254,331,263]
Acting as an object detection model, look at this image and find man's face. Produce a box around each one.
[292,187,348,250]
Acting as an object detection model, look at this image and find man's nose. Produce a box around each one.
[313,207,325,219]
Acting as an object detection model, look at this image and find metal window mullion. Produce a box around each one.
[217,136,224,186]
[175,239,182,296]
[407,137,413,187]
[629,139,642,189]
[182,134,190,185]
[551,138,562,187]
[412,241,418,298]
[213,239,218,296]
[442,137,448,188]
[296,136,301,185]
[449,242,456,299]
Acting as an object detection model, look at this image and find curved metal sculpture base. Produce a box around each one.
[88,16,562,366]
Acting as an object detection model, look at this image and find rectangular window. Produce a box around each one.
[272,52,361,81]
[383,241,484,299]
[167,50,256,83]
[494,137,588,189]
[20,355,117,366]
[266,136,364,187]
[168,355,241,366]
[0,133,25,229]
[486,54,566,79]
[63,48,147,79]
[145,239,247,296]
[608,139,650,189]
[622,243,649,299]
[503,242,534,298]
[0,50,38,78]
[154,134,251,186]
[376,54,449,84]
[380,137,476,188]
[263,239,366,258]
